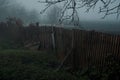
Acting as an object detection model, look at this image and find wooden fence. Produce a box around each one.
[53,27,120,70]
[24,26,120,70]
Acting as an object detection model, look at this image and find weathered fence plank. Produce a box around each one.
[24,26,120,70]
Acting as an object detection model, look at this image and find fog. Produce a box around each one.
[81,21,120,34]
[17,0,120,21]
[0,0,40,24]
[0,0,120,34]
[0,1,120,79]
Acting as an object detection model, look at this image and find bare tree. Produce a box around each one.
[39,0,120,23]
[47,5,61,24]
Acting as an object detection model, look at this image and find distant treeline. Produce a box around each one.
[0,17,41,49]
[0,17,120,50]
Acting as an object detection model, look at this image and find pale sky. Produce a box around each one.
[16,0,120,22]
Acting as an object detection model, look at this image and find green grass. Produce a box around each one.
[0,50,78,80]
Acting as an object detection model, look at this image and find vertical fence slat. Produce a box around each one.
[36,26,120,70]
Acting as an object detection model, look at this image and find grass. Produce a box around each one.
[0,49,119,80]
[0,50,78,80]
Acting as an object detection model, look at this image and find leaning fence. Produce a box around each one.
[24,26,120,70]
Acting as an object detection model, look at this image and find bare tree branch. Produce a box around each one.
[39,0,120,24]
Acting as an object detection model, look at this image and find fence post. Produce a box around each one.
[51,26,56,53]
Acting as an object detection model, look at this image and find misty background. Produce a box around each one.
[0,0,120,34]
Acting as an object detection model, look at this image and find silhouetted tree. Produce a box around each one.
[39,0,120,23]
[47,5,61,24]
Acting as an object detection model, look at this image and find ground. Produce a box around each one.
[0,50,119,80]
[0,50,78,80]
